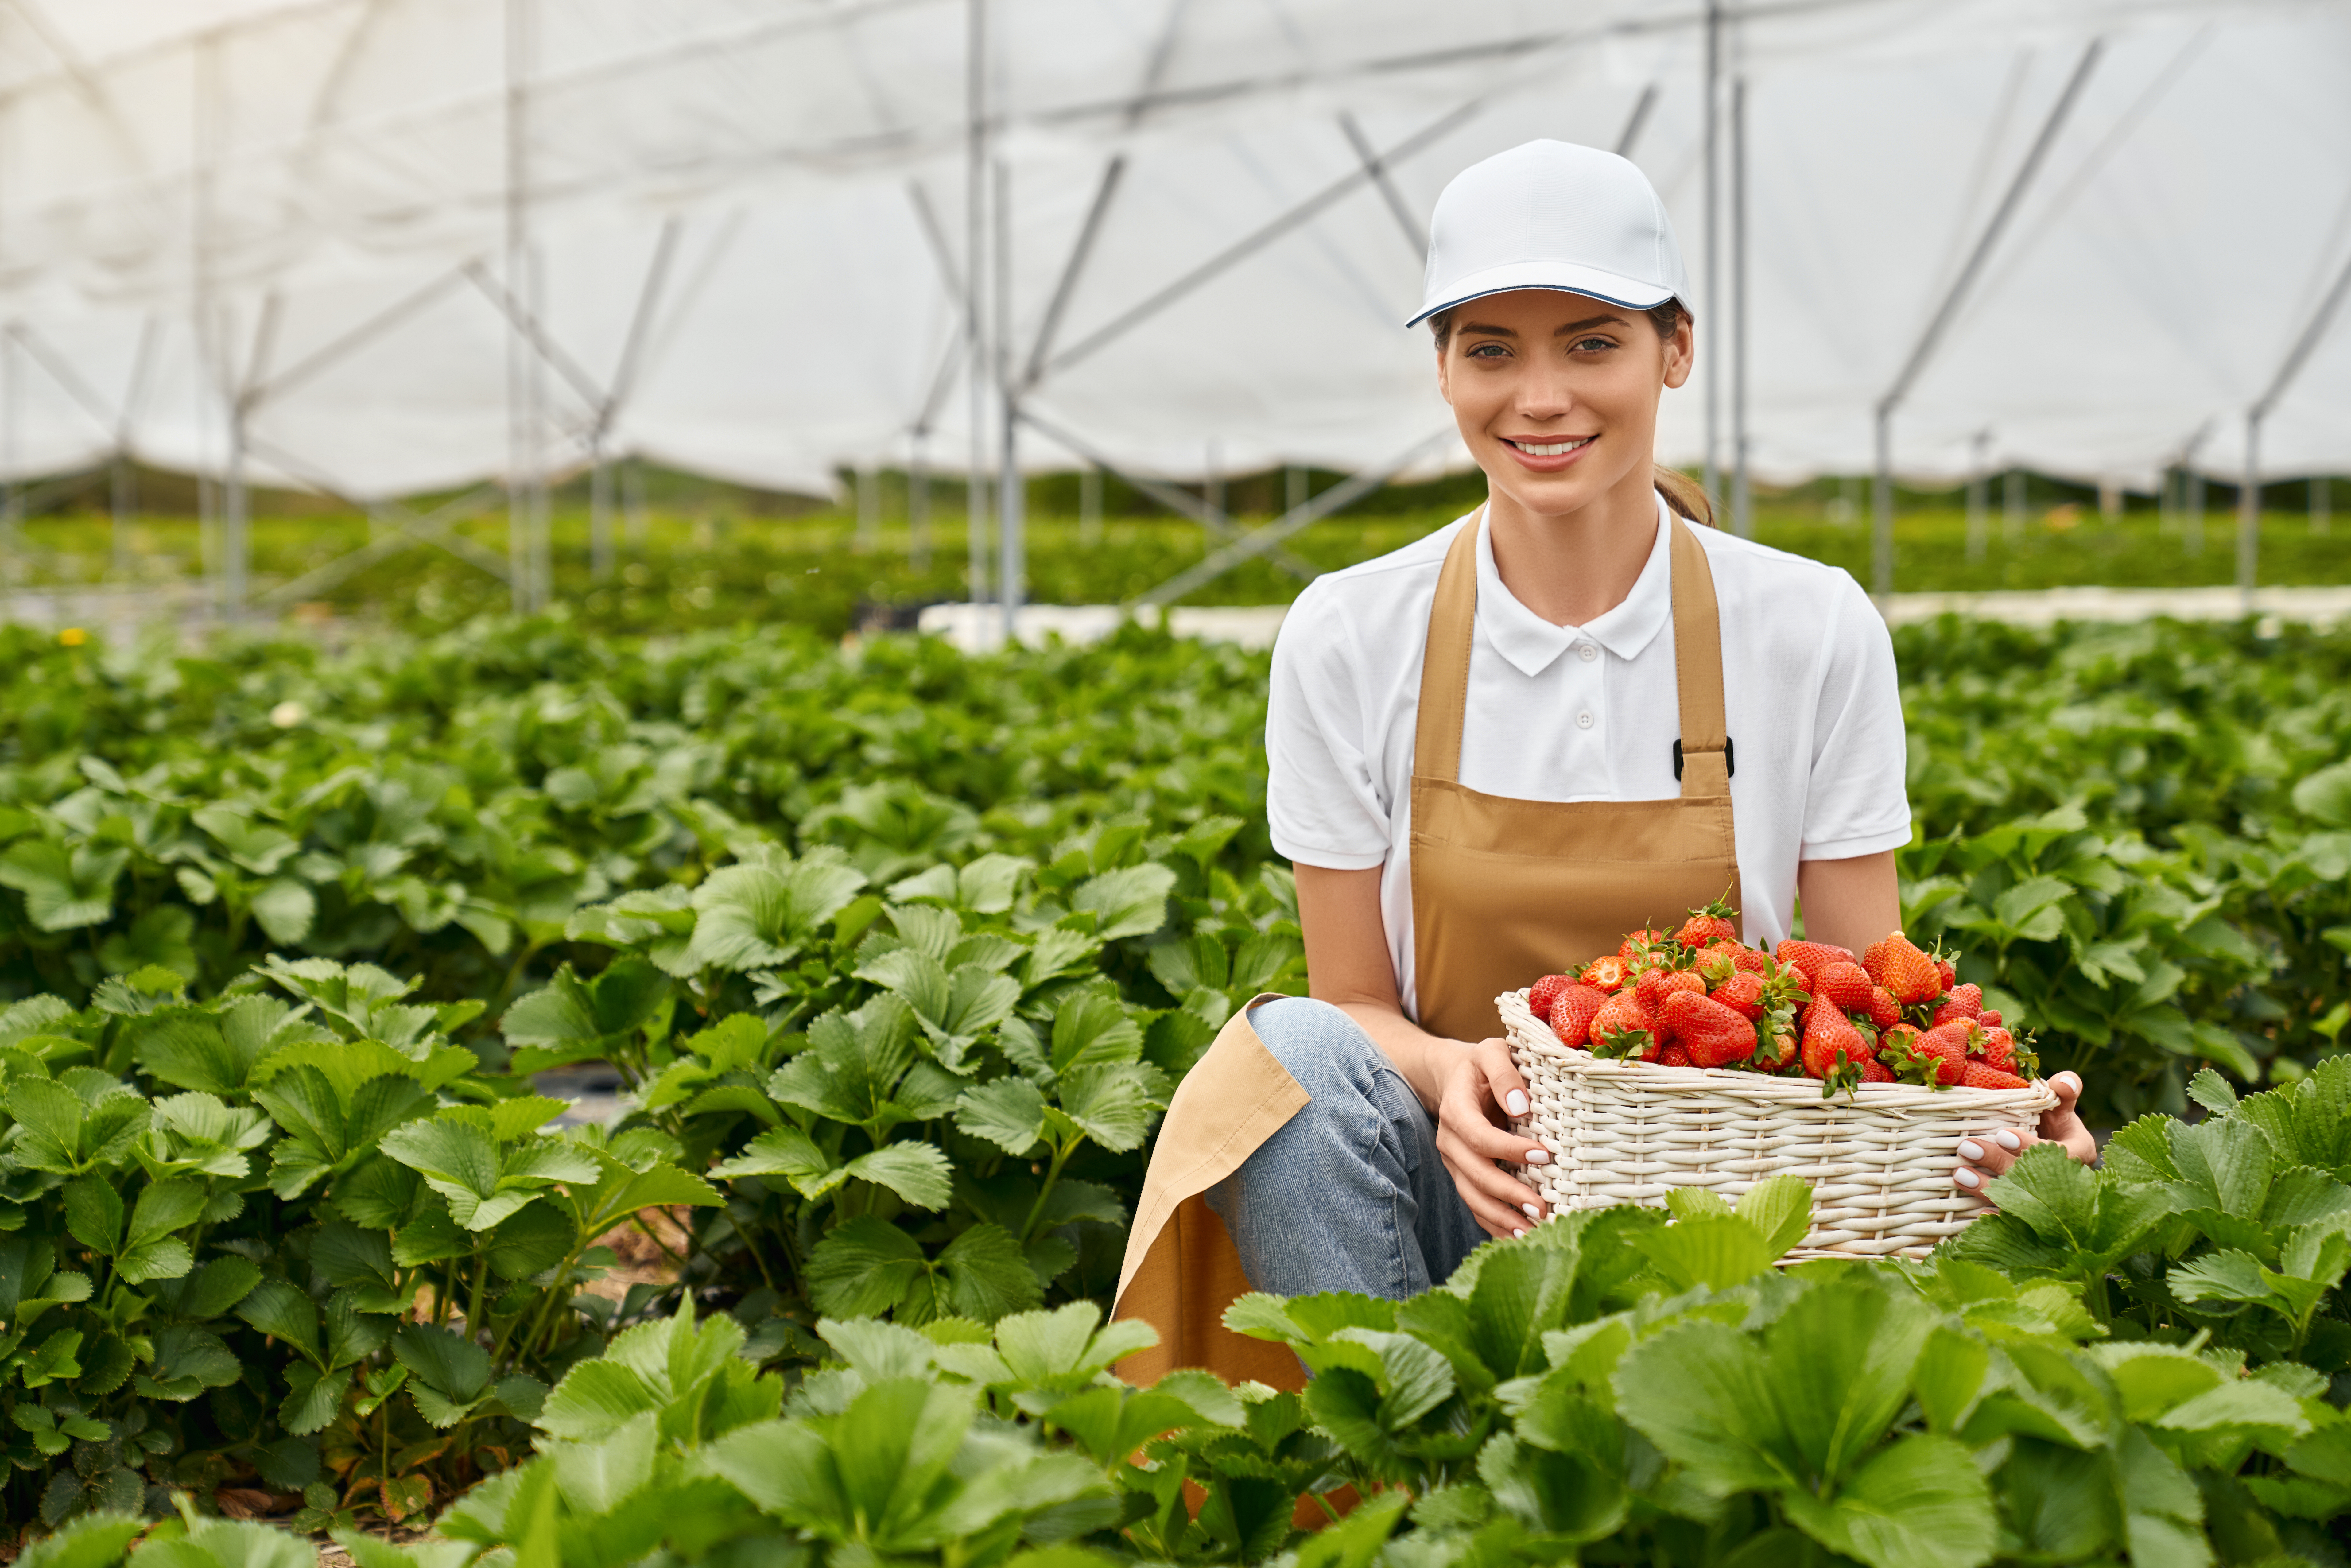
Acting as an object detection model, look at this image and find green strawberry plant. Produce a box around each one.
[0,955,718,1535]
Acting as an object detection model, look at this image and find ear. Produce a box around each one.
[1661,312,1694,391]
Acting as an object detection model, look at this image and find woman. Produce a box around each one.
[1113,140,2093,1384]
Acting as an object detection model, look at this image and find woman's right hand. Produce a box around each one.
[1433,1036,1551,1238]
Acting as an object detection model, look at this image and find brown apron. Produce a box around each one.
[1114,511,1742,1391]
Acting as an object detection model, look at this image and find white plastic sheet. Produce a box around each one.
[0,0,2343,505]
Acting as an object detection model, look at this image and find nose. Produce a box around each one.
[1514,357,1581,425]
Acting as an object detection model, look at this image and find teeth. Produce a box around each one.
[1515,437,1593,456]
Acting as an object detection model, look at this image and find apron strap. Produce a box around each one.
[1412,504,1731,797]
[1410,513,1484,785]
[1668,519,1731,800]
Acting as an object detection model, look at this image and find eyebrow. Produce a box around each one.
[1457,314,1627,338]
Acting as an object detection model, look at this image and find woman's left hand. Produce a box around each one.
[1952,1070,2098,1194]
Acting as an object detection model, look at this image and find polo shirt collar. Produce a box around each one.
[1473,494,1675,677]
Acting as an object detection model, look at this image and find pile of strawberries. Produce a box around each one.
[1525,902,2039,1098]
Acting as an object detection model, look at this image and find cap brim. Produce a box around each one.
[1407,260,1679,327]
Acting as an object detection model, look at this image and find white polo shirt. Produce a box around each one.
[1266,495,1912,1020]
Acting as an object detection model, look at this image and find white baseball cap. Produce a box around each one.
[1408,139,1691,327]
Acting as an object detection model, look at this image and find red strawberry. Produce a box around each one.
[1888,1020,1974,1087]
[1581,955,1628,992]
[1977,1009,2003,1029]
[1936,959,1957,990]
[1861,1058,1896,1084]
[1959,1061,2028,1090]
[1929,984,1984,1027]
[1677,897,1740,950]
[1867,985,1901,1030]
[1710,971,1767,1020]
[1880,1022,1921,1061]
[1655,1042,1693,1068]
[1865,932,1944,1006]
[1776,940,1856,988]
[1528,974,1573,1021]
[1548,984,1610,1049]
[1618,928,1669,963]
[1815,961,1875,1012]
[1640,968,1706,1020]
[1664,990,1758,1068]
[1800,999,1869,1082]
[1589,992,1658,1059]
[1730,946,1770,974]
[1972,1024,2019,1072]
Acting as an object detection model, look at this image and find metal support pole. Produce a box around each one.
[504,0,535,614]
[0,334,16,594]
[964,0,991,631]
[1701,0,1721,514]
[224,398,247,619]
[1729,74,1751,538]
[111,452,132,580]
[2186,468,2205,557]
[995,157,1022,643]
[910,431,931,569]
[2237,413,2260,610]
[1966,432,1990,563]
[1870,408,1893,600]
[589,444,613,581]
[2316,475,2331,537]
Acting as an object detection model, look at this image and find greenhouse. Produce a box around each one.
[1,1,2350,1562]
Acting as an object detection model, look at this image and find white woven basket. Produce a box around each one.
[1499,987,2058,1259]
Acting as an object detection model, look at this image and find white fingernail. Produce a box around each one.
[1995,1130,2022,1151]
[1524,1148,1550,1165]
[1506,1090,1528,1117]
[1954,1168,1980,1189]
[1523,1203,1541,1221]
[1512,1228,1526,1239]
[1957,1140,1983,1162]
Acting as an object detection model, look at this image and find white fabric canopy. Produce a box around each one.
[0,0,2345,507]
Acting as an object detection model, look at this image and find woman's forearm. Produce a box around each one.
[1326,1000,1465,1113]
[1294,863,1469,1111]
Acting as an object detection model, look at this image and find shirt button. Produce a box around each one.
[1577,643,1598,662]
[1576,711,1595,730]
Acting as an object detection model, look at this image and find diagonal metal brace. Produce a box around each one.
[1132,426,1459,607]
[1015,406,1320,581]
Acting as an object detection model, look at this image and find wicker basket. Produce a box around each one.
[1499,987,2058,1259]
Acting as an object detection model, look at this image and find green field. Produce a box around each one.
[4,463,2346,638]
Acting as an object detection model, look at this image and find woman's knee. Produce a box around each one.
[1244,997,1388,1103]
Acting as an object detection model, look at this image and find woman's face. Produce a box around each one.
[1435,289,1693,519]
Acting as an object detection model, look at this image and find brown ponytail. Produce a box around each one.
[1430,297,1713,526]
[1653,464,1714,526]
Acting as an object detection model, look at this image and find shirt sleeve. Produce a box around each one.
[1265,584,1393,870]
[1799,571,1914,860]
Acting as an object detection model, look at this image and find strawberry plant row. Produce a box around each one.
[4,613,2347,1123]
[28,1068,2351,1567]
[0,607,2346,1549]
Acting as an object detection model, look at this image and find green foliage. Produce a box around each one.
[0,955,720,1533]
[6,610,2351,1554]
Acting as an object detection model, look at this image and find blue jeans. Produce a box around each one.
[1205,997,1485,1299]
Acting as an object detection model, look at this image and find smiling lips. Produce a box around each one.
[1500,433,1596,468]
